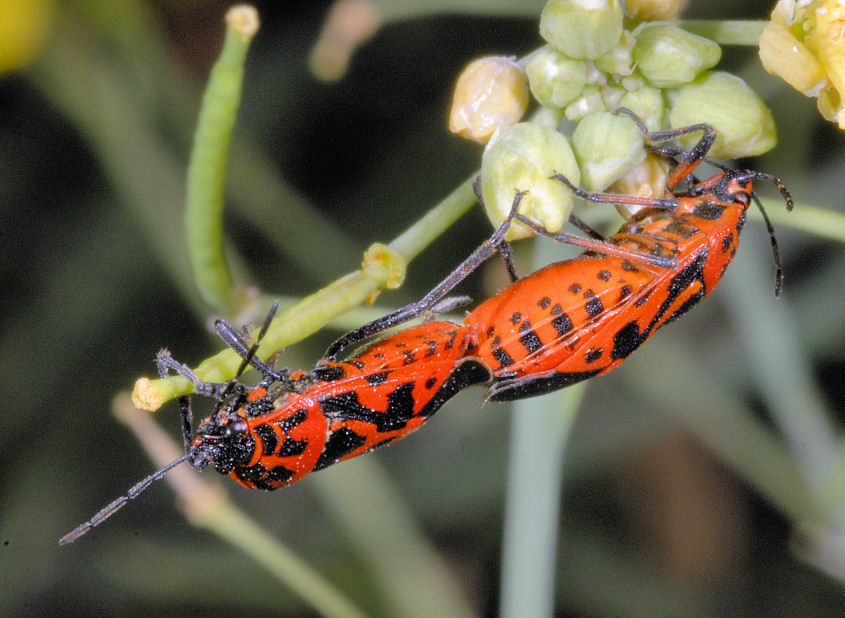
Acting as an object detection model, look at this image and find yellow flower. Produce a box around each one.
[759,0,845,130]
[0,0,53,73]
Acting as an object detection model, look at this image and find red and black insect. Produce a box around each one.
[325,110,793,402]
[60,307,488,544]
[60,111,793,544]
[212,320,488,493]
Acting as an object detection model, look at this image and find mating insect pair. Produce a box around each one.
[60,110,792,544]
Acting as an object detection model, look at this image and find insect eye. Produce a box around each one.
[224,420,248,437]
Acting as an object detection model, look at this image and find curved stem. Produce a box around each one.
[134,176,478,409]
[185,7,259,313]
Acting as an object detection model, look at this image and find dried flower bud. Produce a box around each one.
[481,123,580,241]
[625,0,688,21]
[669,71,777,158]
[540,0,624,60]
[572,111,646,191]
[449,56,529,144]
[609,152,672,218]
[633,25,722,88]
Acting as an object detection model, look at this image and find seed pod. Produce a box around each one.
[449,56,529,145]
[633,24,722,88]
[669,71,777,158]
[481,122,580,241]
[539,0,624,60]
[572,111,645,191]
[525,47,587,109]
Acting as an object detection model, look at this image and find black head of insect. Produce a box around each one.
[59,303,288,545]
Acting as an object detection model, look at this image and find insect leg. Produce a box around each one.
[324,191,528,360]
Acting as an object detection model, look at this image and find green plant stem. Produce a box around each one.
[185,8,258,313]
[112,395,368,618]
[388,176,478,259]
[499,239,587,618]
[675,19,767,46]
[500,385,584,618]
[620,340,817,524]
[753,201,845,244]
[138,176,478,408]
[311,460,476,618]
[723,237,841,524]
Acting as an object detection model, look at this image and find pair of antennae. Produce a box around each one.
[59,303,282,545]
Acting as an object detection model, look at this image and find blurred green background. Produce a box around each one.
[2,0,844,615]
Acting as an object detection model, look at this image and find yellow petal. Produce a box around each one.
[814,0,845,101]
[759,20,827,96]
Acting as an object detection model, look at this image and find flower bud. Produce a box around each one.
[539,0,623,60]
[525,47,587,109]
[594,30,635,77]
[618,86,665,131]
[572,111,645,191]
[600,85,625,111]
[362,243,406,290]
[669,71,777,158]
[481,123,580,241]
[633,25,722,88]
[625,0,688,20]
[449,56,529,145]
[564,85,606,121]
[609,152,672,218]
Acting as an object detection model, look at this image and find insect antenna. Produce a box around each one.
[750,192,785,297]
[735,170,793,297]
[59,453,192,545]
